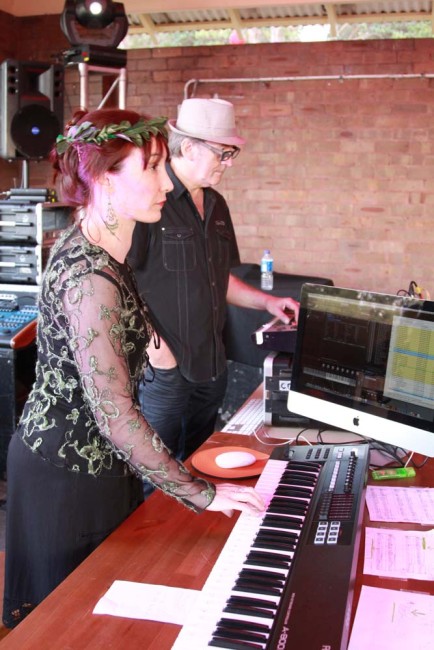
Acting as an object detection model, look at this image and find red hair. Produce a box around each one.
[50,108,169,208]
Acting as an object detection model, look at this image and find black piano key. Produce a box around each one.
[209,635,264,649]
[261,514,302,529]
[236,573,285,590]
[269,495,307,508]
[240,567,286,580]
[256,529,298,542]
[238,569,286,587]
[254,535,297,549]
[285,461,321,471]
[234,578,283,596]
[265,504,300,515]
[282,467,318,477]
[213,624,269,643]
[268,498,307,515]
[274,486,312,498]
[223,603,276,619]
[216,618,270,633]
[253,538,297,551]
[281,474,317,485]
[245,550,292,569]
[228,595,277,609]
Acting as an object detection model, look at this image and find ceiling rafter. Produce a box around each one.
[227,7,243,39]
[324,3,338,37]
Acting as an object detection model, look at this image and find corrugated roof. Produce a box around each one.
[3,0,433,41]
[126,0,434,38]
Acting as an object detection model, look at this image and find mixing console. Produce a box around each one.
[0,293,38,348]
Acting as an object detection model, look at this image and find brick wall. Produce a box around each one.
[1,12,434,295]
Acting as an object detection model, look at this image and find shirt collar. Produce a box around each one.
[166,161,188,200]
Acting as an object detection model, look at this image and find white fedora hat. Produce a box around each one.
[168,98,246,147]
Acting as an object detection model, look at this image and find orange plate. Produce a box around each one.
[191,445,269,479]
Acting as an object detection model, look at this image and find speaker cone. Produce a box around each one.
[10,104,61,159]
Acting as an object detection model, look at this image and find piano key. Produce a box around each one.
[215,618,271,633]
[236,573,285,590]
[209,637,265,649]
[284,461,321,471]
[213,625,268,643]
[226,595,277,612]
[274,486,313,498]
[261,514,302,530]
[223,605,275,620]
[254,533,297,547]
[267,498,307,515]
[234,583,282,597]
[239,568,286,582]
[244,550,292,569]
[281,475,317,486]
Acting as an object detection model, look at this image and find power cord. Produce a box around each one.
[397,280,430,300]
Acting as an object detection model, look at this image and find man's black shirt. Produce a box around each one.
[128,163,240,382]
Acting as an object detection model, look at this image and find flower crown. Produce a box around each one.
[55,116,168,155]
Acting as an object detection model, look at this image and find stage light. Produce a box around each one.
[75,1,115,29]
[60,0,128,49]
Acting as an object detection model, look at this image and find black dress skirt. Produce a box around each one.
[2,226,214,629]
[2,434,143,628]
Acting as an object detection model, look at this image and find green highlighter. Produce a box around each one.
[371,467,416,480]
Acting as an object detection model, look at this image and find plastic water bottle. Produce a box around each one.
[260,249,274,291]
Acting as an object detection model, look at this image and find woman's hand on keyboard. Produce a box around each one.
[206,483,266,518]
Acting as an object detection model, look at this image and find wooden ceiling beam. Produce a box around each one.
[227,7,243,39]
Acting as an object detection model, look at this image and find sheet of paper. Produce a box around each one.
[93,580,200,624]
[366,485,434,524]
[348,585,434,650]
[364,527,434,579]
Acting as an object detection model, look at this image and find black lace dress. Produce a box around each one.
[2,225,215,628]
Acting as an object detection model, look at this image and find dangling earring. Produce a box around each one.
[105,193,119,236]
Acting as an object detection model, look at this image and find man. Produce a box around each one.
[129,97,299,461]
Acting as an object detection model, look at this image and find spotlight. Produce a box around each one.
[60,0,128,49]
[75,1,115,29]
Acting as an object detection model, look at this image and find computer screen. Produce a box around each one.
[287,283,434,457]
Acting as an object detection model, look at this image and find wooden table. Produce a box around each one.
[0,410,433,648]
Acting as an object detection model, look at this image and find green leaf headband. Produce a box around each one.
[55,116,168,155]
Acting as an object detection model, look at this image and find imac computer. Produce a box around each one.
[287,283,434,457]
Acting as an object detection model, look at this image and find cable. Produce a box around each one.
[253,425,313,447]
[316,428,367,446]
[397,280,430,300]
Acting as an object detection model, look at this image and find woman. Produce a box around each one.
[2,108,264,628]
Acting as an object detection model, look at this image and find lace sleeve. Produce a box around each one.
[59,265,215,513]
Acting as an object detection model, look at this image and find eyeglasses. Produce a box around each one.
[197,141,240,162]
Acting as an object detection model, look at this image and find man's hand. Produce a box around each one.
[147,336,177,369]
[227,274,299,323]
[263,296,300,324]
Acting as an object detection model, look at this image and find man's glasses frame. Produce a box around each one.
[197,140,240,162]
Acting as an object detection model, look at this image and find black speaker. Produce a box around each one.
[0,59,64,161]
